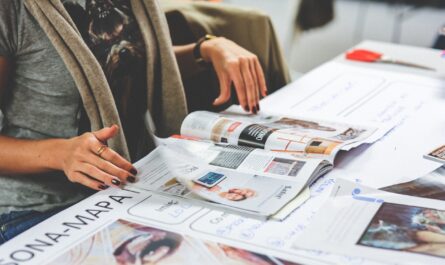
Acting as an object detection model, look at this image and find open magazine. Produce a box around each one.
[180,110,377,160]
[132,110,377,219]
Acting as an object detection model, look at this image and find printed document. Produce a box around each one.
[293,179,445,265]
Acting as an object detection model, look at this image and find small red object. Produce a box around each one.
[346,49,383,62]
[345,48,435,71]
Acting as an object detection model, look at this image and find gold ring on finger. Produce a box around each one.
[96,145,107,157]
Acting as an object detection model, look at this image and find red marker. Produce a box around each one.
[346,49,435,71]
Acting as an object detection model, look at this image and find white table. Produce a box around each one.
[0,41,443,265]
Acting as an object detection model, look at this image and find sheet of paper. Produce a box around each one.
[294,179,445,265]
[262,61,445,187]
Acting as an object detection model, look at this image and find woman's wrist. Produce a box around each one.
[0,136,71,175]
[199,36,221,63]
[41,138,71,172]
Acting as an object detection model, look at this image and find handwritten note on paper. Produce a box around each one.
[262,62,435,127]
[128,193,203,225]
[189,176,336,249]
[290,73,386,117]
[339,81,428,124]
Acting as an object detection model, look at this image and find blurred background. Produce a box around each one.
[191,0,445,78]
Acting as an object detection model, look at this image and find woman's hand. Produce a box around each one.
[200,37,267,114]
[61,125,137,190]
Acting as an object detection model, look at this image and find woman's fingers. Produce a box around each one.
[224,55,264,114]
[202,37,268,113]
[70,171,105,191]
[213,73,232,106]
[248,59,261,111]
[79,162,123,187]
[88,153,135,183]
[93,125,119,143]
[240,58,258,113]
[228,64,248,111]
[63,127,138,191]
[89,127,137,177]
[92,144,136,175]
[254,60,268,98]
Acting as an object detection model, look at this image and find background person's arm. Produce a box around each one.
[0,57,135,190]
[173,37,267,114]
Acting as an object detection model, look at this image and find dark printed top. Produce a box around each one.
[64,0,149,160]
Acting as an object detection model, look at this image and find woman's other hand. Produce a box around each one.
[201,37,267,114]
[61,125,137,190]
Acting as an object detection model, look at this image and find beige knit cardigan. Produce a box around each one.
[24,0,189,161]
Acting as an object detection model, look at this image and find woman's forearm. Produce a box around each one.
[173,44,207,78]
[0,135,66,175]
[0,126,139,190]
[0,57,67,175]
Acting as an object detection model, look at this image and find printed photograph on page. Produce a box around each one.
[357,203,445,259]
[48,219,301,265]
[180,111,376,159]
[381,167,445,200]
[424,145,445,164]
[164,137,310,178]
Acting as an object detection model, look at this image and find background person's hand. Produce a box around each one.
[201,37,268,114]
[61,125,137,190]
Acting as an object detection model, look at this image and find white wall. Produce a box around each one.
[225,0,445,74]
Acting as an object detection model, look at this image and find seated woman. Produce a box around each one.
[0,0,275,244]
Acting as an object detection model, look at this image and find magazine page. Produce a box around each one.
[160,137,324,220]
[292,179,445,265]
[180,110,376,161]
[381,166,445,200]
[46,219,301,265]
[130,138,327,218]
[424,145,445,164]
[162,155,304,217]
[163,136,330,183]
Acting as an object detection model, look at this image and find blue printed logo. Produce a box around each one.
[352,188,384,203]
